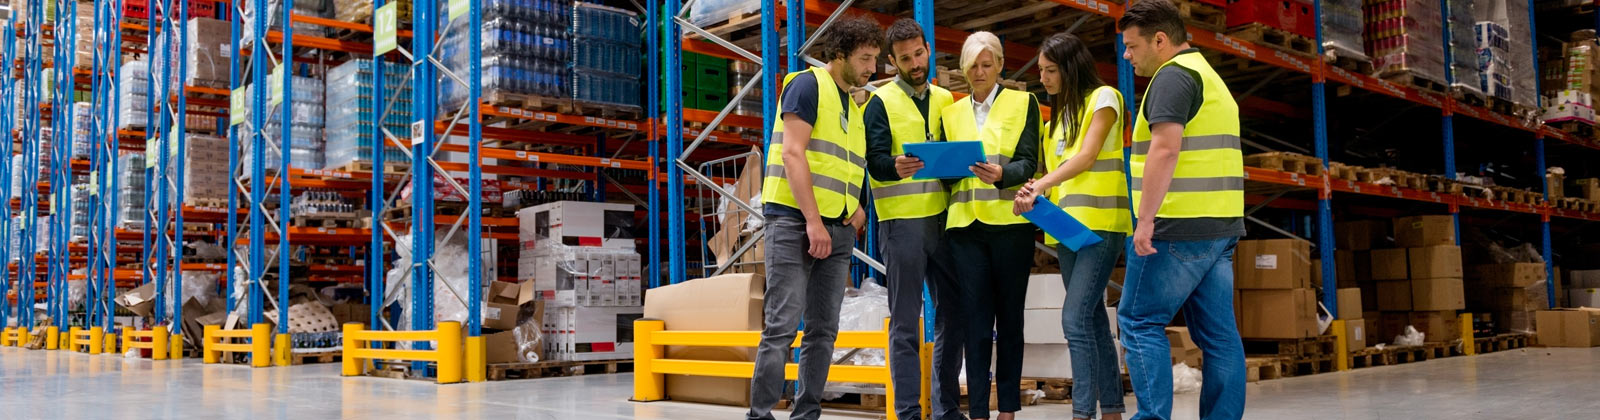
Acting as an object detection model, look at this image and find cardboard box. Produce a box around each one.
[1336,250,1372,285]
[1361,287,1378,316]
[1494,310,1535,334]
[1468,263,1548,288]
[1570,289,1600,307]
[1363,311,1383,343]
[1024,273,1067,309]
[516,201,637,250]
[1233,239,1312,289]
[1548,172,1566,199]
[1470,286,1542,313]
[329,303,372,325]
[1167,327,1203,368]
[1375,280,1413,311]
[1393,215,1455,248]
[1411,277,1465,311]
[1569,269,1600,288]
[1337,288,1362,320]
[1574,178,1600,202]
[1335,220,1388,250]
[1237,289,1319,338]
[1024,308,1067,344]
[707,149,764,264]
[1022,343,1074,378]
[1343,319,1367,352]
[1377,312,1410,344]
[642,273,765,406]
[1312,259,1322,288]
[1371,248,1410,280]
[1536,308,1600,347]
[1408,246,1462,280]
[483,302,520,331]
[115,282,159,318]
[1409,310,1462,342]
[485,301,544,364]
[489,281,519,305]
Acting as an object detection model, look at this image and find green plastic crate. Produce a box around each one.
[694,87,730,111]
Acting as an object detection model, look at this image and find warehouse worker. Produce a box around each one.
[1012,32,1129,420]
[940,31,1040,420]
[863,18,958,420]
[746,15,881,420]
[1114,1,1247,419]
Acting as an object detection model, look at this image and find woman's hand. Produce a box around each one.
[970,162,1003,184]
[1013,179,1039,215]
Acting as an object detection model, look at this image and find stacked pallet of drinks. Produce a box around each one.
[1477,0,1538,113]
[439,0,574,112]
[1446,0,1483,103]
[323,58,413,172]
[118,61,150,130]
[570,2,643,113]
[116,153,146,230]
[71,102,92,160]
[170,135,230,207]
[1321,0,1369,65]
[70,183,89,242]
[1363,0,1447,91]
[244,0,333,39]
[242,76,327,172]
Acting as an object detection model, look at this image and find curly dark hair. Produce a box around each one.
[885,18,924,47]
[1118,0,1189,44]
[811,15,886,62]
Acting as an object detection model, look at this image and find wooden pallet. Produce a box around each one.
[1025,375,1134,403]
[484,92,575,115]
[685,9,761,42]
[1283,354,1336,376]
[1488,97,1538,118]
[1228,23,1317,58]
[1173,0,1226,33]
[1324,48,1374,74]
[290,350,342,365]
[570,100,644,122]
[1357,168,1426,190]
[1550,119,1596,140]
[290,212,368,229]
[1347,343,1447,369]
[1243,152,1324,176]
[1427,176,1464,195]
[1327,162,1361,181]
[184,197,229,209]
[1379,71,1448,93]
[817,392,889,411]
[1451,86,1488,108]
[1556,197,1598,212]
[1473,333,1531,354]
[1245,356,1288,382]
[333,160,411,175]
[486,358,633,381]
[1242,334,1336,358]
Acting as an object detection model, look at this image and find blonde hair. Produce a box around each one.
[960,31,1004,76]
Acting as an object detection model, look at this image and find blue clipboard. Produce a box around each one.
[903,141,986,180]
[1022,196,1104,252]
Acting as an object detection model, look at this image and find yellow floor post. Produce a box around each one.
[88,327,104,355]
[465,334,487,382]
[45,327,60,350]
[340,323,362,376]
[1331,320,1350,371]
[171,333,185,360]
[631,320,665,402]
[880,318,896,420]
[104,332,118,355]
[274,333,291,366]
[436,322,464,384]
[1460,312,1476,356]
[153,326,170,360]
[250,324,271,368]
[201,325,218,363]
[18,328,30,347]
[919,318,932,420]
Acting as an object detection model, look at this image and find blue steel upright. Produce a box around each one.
[1313,0,1339,316]
[226,0,244,316]
[171,0,191,338]
[18,0,43,330]
[368,0,388,327]
[1534,0,1555,308]
[279,0,297,342]
[1438,0,1461,246]
[249,0,270,327]
[468,0,486,341]
[411,0,437,363]
[647,0,660,288]
[666,0,683,284]
[0,15,15,329]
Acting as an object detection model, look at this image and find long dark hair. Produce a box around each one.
[1039,33,1107,148]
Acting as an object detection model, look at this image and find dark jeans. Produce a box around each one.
[746,216,856,420]
[1057,231,1128,419]
[878,216,943,420]
[942,224,1035,418]
[927,235,968,420]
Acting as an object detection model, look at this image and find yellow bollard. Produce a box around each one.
[1331,320,1349,371]
[171,333,185,360]
[104,332,118,355]
[341,323,362,376]
[88,327,104,355]
[881,318,897,420]
[154,326,170,360]
[1460,312,1476,356]
[19,328,30,347]
[465,333,487,382]
[631,320,665,402]
[436,322,463,384]
[46,327,61,350]
[274,333,291,366]
[249,324,271,368]
[202,325,218,363]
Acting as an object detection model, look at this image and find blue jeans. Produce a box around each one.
[1117,237,1246,420]
[1056,231,1127,419]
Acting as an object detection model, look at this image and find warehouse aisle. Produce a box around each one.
[2,347,1597,419]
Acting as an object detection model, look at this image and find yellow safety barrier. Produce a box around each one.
[633,318,929,420]
[68,327,105,354]
[1,327,26,347]
[44,326,59,350]
[342,322,464,384]
[1331,319,1349,371]
[203,324,273,367]
[1459,312,1476,356]
[122,326,171,360]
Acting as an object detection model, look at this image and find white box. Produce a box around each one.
[1024,273,1066,309]
[1543,90,1595,124]
[1571,270,1600,289]
[1569,288,1600,307]
[516,201,637,250]
[573,260,592,307]
[554,305,643,361]
[1024,308,1065,344]
[1021,343,1072,378]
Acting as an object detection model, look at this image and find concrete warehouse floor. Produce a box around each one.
[2,347,1597,419]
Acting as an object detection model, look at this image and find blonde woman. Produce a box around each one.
[938,31,1040,420]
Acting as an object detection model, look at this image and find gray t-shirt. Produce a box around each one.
[1141,50,1245,240]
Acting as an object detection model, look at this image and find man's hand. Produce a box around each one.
[1133,219,1157,256]
[848,206,867,232]
[970,162,1003,184]
[1012,179,1038,215]
[806,220,832,259]
[894,155,925,179]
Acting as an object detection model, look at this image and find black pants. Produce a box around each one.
[942,223,1035,418]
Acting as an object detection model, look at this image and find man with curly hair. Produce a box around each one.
[747,14,883,420]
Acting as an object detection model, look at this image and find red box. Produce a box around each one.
[1226,0,1317,39]
[123,0,150,20]
[188,1,218,19]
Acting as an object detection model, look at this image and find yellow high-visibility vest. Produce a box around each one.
[868,81,955,221]
[762,67,867,220]
[1042,85,1131,242]
[941,88,1035,230]
[1130,51,1243,218]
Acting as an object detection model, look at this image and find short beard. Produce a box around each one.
[899,68,927,87]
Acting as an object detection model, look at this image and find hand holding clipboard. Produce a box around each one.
[901,141,987,180]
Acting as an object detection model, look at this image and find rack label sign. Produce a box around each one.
[270,64,284,106]
[145,140,158,168]
[449,0,468,22]
[230,88,245,125]
[375,3,398,55]
[411,120,425,146]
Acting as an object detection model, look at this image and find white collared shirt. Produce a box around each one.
[971,85,1001,131]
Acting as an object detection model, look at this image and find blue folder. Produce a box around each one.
[1022,196,1104,252]
[903,141,986,180]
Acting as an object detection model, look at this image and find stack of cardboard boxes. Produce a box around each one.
[516,201,645,362]
[1534,307,1600,347]
[1569,270,1600,307]
[1233,239,1320,339]
[1363,215,1466,344]
[1465,262,1548,333]
[1020,274,1122,378]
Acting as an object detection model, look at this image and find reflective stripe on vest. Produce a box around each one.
[762,67,868,219]
[868,82,954,221]
[1041,85,1131,239]
[1130,52,1244,219]
[940,88,1035,230]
